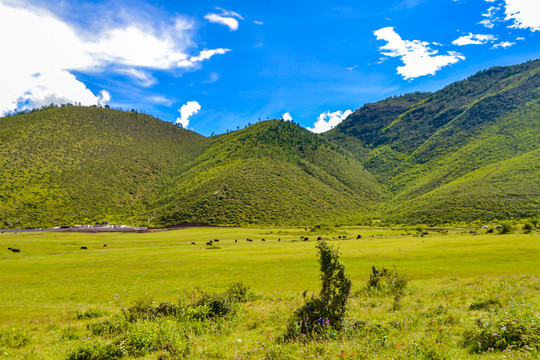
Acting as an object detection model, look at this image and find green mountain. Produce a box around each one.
[326,59,540,223]
[152,120,384,226]
[0,106,206,229]
[0,59,538,228]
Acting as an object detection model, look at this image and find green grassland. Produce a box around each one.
[1,227,538,359]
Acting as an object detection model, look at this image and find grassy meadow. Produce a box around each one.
[1,226,539,359]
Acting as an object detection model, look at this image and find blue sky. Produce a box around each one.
[1,0,538,135]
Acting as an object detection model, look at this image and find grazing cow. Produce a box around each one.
[304,237,309,241]
[317,236,322,240]
[423,232,428,235]
[8,247,12,250]
[338,236,342,239]
[81,246,88,250]
[343,235,347,239]
[247,238,253,242]
[357,235,362,239]
[278,238,281,242]
[103,244,107,247]
[261,238,265,242]
[191,242,196,245]
[235,239,237,243]
[206,241,213,246]
[11,248,20,253]
[214,239,219,242]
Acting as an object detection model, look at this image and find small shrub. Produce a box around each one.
[523,223,533,233]
[462,317,539,353]
[486,228,494,234]
[226,281,251,302]
[367,266,408,296]
[65,340,124,360]
[469,298,502,311]
[285,241,351,339]
[498,222,514,234]
[76,308,106,320]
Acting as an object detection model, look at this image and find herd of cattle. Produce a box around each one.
[6,235,365,253]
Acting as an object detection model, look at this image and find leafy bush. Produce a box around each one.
[88,318,128,336]
[498,222,514,234]
[285,241,351,339]
[65,340,124,360]
[462,317,539,353]
[523,223,533,233]
[366,266,408,296]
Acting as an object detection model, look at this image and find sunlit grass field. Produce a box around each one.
[1,226,539,359]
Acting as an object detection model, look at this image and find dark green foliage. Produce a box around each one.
[286,241,351,339]
[463,317,539,353]
[523,223,533,232]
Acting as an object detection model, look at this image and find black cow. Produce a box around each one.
[357,235,362,239]
[11,248,20,253]
[317,236,322,240]
[8,247,12,250]
[235,239,237,243]
[191,242,196,245]
[103,244,107,247]
[343,235,347,239]
[261,238,265,242]
[81,246,88,250]
[206,241,213,246]
[214,239,219,242]
[304,237,309,241]
[338,236,342,239]
[278,238,281,242]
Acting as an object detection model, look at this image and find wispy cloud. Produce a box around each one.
[307,110,352,133]
[253,20,264,25]
[204,8,243,31]
[176,101,201,128]
[374,27,464,80]
[117,68,157,87]
[492,41,515,48]
[452,33,498,46]
[177,48,231,68]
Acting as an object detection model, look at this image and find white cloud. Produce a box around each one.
[176,101,201,128]
[204,14,239,31]
[374,27,465,80]
[307,110,352,133]
[452,33,498,46]
[177,48,231,68]
[0,1,230,116]
[281,112,292,121]
[503,0,540,31]
[253,20,264,25]
[492,41,516,48]
[479,19,495,28]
